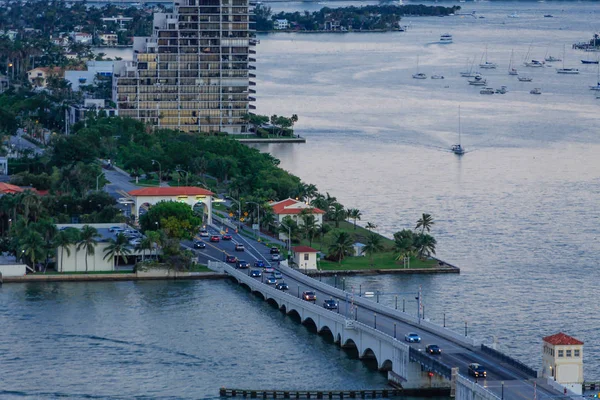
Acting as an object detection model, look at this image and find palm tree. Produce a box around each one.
[300,212,319,247]
[362,233,385,266]
[414,233,437,259]
[393,229,415,261]
[329,202,346,228]
[18,228,45,271]
[146,230,162,259]
[139,237,153,262]
[328,230,354,264]
[77,225,100,273]
[349,208,362,230]
[415,213,434,234]
[318,223,331,251]
[103,233,132,270]
[53,228,78,273]
[366,222,377,232]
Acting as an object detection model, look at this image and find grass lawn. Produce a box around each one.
[319,253,438,271]
[189,265,213,272]
[296,220,394,251]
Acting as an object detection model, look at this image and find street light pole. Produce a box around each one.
[246,201,260,239]
[96,173,103,191]
[151,159,162,187]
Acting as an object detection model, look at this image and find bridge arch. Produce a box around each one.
[266,297,279,308]
[342,338,359,359]
[280,304,287,313]
[361,348,379,371]
[302,317,318,333]
[318,325,335,343]
[380,359,393,372]
[287,309,301,323]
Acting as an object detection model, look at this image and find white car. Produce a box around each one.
[199,230,209,237]
[404,333,422,343]
[129,239,142,246]
[271,254,281,261]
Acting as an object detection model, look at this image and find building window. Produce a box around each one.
[566,350,572,357]
[574,350,580,357]
[558,350,564,357]
[303,254,309,261]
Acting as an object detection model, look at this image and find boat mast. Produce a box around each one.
[458,105,461,146]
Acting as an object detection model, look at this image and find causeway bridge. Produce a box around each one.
[210,261,578,400]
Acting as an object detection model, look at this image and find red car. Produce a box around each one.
[210,235,220,242]
[302,291,317,302]
[225,255,237,263]
[222,234,232,240]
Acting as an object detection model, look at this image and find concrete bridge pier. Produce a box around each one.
[399,360,450,390]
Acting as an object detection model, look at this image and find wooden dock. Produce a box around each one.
[219,387,449,398]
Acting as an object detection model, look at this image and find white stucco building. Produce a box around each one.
[274,19,289,30]
[270,198,325,225]
[542,332,584,395]
[292,246,318,271]
[127,186,214,225]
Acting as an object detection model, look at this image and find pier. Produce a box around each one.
[219,387,448,398]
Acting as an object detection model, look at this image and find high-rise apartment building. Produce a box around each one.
[113,0,256,134]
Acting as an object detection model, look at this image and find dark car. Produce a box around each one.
[235,244,245,252]
[275,282,289,291]
[426,345,442,355]
[270,247,280,254]
[265,275,277,284]
[222,234,233,241]
[254,260,265,268]
[250,269,262,277]
[193,240,206,249]
[468,363,487,378]
[225,255,237,263]
[302,291,316,302]
[210,235,220,243]
[323,299,338,310]
[236,260,250,269]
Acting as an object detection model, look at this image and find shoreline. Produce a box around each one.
[1,271,227,284]
[236,137,306,143]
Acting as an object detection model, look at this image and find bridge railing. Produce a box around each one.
[408,347,453,380]
[480,344,539,378]
[278,264,477,348]
[455,374,501,400]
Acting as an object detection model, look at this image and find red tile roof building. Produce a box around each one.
[128,187,214,197]
[543,333,584,346]
[292,246,318,253]
[127,186,214,224]
[270,198,325,215]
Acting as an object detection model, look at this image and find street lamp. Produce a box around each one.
[246,201,260,239]
[501,381,504,399]
[151,159,162,187]
[176,166,189,186]
[279,220,292,255]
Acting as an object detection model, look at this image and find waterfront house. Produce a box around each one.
[274,19,289,30]
[99,33,118,46]
[292,246,318,271]
[72,32,93,44]
[27,67,63,87]
[542,332,584,395]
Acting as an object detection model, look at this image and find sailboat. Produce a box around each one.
[524,44,544,67]
[479,46,497,69]
[508,50,518,75]
[590,63,600,91]
[556,45,580,74]
[460,58,477,77]
[412,56,427,79]
[451,106,465,155]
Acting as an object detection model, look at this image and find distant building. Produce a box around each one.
[67,99,118,131]
[101,15,134,29]
[99,33,118,46]
[324,19,341,31]
[127,187,215,224]
[27,67,64,87]
[542,332,584,395]
[274,19,289,30]
[292,246,318,270]
[270,198,325,241]
[0,30,18,40]
[72,32,93,44]
[65,60,115,91]
[353,242,366,257]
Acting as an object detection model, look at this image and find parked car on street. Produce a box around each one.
[404,333,422,343]
[302,291,317,302]
[426,344,442,355]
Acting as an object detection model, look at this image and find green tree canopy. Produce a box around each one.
[140,201,200,239]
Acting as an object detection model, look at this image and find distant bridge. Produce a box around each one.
[211,261,574,399]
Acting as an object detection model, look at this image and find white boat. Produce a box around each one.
[439,33,453,44]
[508,50,518,75]
[412,56,427,79]
[468,75,487,85]
[431,75,445,79]
[480,87,495,95]
[545,55,561,62]
[507,12,519,18]
[479,46,497,69]
[525,60,545,67]
[452,106,465,155]
[556,45,580,74]
[530,88,542,95]
[495,86,508,94]
[518,76,533,82]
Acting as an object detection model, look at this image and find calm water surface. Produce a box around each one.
[252,0,600,382]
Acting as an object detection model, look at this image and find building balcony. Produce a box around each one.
[249,81,256,86]
[249,73,256,78]
[249,58,256,62]
[248,65,256,70]
[249,104,256,110]
[249,49,256,54]
[249,88,256,94]
[248,96,256,101]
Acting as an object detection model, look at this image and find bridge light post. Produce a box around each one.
[355,307,358,321]
[443,313,446,327]
[395,295,398,310]
[359,284,361,297]
[297,286,300,298]
[334,274,337,288]
[374,313,377,329]
[393,323,396,339]
[464,321,468,337]
[403,299,405,313]
[376,291,379,303]
[501,381,504,399]
[342,277,345,291]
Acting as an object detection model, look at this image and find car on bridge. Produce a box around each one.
[235,244,245,251]
[271,254,281,261]
[193,240,206,249]
[263,266,275,274]
[250,269,262,277]
[210,235,220,242]
[468,363,487,378]
[222,234,233,241]
[323,299,338,310]
[302,291,317,302]
[426,344,442,355]
[236,260,250,269]
[226,255,238,263]
[199,230,209,237]
[266,275,277,284]
[275,282,289,291]
[272,271,283,279]
[254,260,265,268]
[404,333,422,343]
[270,247,280,254]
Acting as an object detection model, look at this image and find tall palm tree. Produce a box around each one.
[328,230,354,264]
[349,208,362,230]
[415,213,434,234]
[77,225,100,273]
[366,222,377,232]
[318,223,331,251]
[139,237,153,262]
[103,233,132,270]
[300,212,318,247]
[53,228,78,273]
[362,233,385,266]
[393,229,415,261]
[18,228,45,271]
[146,230,162,259]
[329,202,346,228]
[414,233,437,259]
